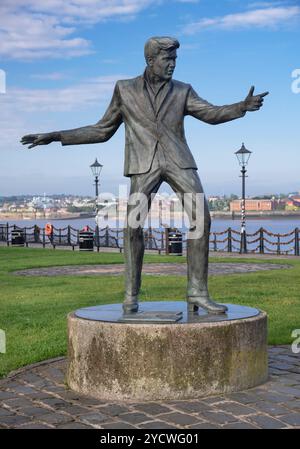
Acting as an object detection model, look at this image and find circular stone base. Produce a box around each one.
[67,302,268,401]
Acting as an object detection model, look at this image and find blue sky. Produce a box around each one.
[0,0,299,197]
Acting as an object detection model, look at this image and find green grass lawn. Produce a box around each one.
[0,246,299,378]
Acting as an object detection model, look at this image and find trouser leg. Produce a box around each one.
[165,168,210,296]
[123,166,162,312]
[165,167,227,313]
[186,199,211,297]
[124,225,144,300]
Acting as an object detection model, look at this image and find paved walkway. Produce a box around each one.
[14,262,291,277]
[0,346,299,429]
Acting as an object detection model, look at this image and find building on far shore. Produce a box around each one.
[285,197,300,211]
[230,199,274,212]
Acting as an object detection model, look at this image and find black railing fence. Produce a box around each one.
[0,223,299,256]
[210,227,300,256]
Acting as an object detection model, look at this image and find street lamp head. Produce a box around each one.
[235,142,252,167]
[90,158,103,177]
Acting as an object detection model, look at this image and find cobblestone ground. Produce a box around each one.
[0,347,299,429]
[13,262,291,277]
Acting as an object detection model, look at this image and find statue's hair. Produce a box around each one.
[144,36,180,61]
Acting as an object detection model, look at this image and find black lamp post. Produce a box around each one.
[90,158,103,198]
[90,159,103,217]
[235,143,252,254]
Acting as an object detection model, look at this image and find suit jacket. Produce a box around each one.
[60,74,246,176]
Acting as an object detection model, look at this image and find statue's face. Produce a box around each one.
[148,49,177,81]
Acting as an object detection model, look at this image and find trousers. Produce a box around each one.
[124,144,212,300]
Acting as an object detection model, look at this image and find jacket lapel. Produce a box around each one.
[135,75,173,120]
[136,75,156,121]
[156,80,173,116]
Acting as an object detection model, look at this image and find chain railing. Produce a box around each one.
[1,223,300,256]
[208,227,300,256]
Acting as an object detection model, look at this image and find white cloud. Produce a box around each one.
[2,74,127,113]
[0,74,130,152]
[182,6,300,34]
[0,1,156,24]
[0,8,91,60]
[246,2,288,8]
[0,0,203,60]
[0,1,158,60]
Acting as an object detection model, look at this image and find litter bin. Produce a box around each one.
[79,230,94,251]
[168,228,183,256]
[11,228,25,246]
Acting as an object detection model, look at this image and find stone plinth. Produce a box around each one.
[67,302,268,401]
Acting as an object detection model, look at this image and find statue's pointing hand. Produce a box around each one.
[243,86,269,112]
[21,132,59,149]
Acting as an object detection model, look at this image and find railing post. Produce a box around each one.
[59,228,62,245]
[116,228,120,253]
[295,228,299,256]
[95,225,100,251]
[120,229,123,251]
[240,229,247,254]
[105,226,109,247]
[42,227,46,248]
[157,229,161,254]
[165,228,169,255]
[259,227,264,254]
[277,235,281,255]
[67,226,71,245]
[160,230,164,252]
[149,226,153,250]
[227,228,232,253]
[213,233,217,252]
[6,222,9,246]
[24,227,27,247]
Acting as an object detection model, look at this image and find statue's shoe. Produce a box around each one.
[187,296,228,314]
[123,296,139,314]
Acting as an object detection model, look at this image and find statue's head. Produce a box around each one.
[144,36,180,81]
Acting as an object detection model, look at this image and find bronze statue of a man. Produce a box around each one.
[21,36,268,314]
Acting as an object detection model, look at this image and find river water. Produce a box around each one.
[2,217,300,234]
[2,216,300,254]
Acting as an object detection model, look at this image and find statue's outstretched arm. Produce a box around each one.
[21,83,123,149]
[185,85,268,125]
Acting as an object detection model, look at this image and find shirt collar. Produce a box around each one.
[143,69,168,95]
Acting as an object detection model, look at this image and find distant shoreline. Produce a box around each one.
[212,212,300,220]
[0,213,94,221]
[1,211,300,222]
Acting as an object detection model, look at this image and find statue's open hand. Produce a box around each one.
[243,86,269,112]
[21,132,58,149]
